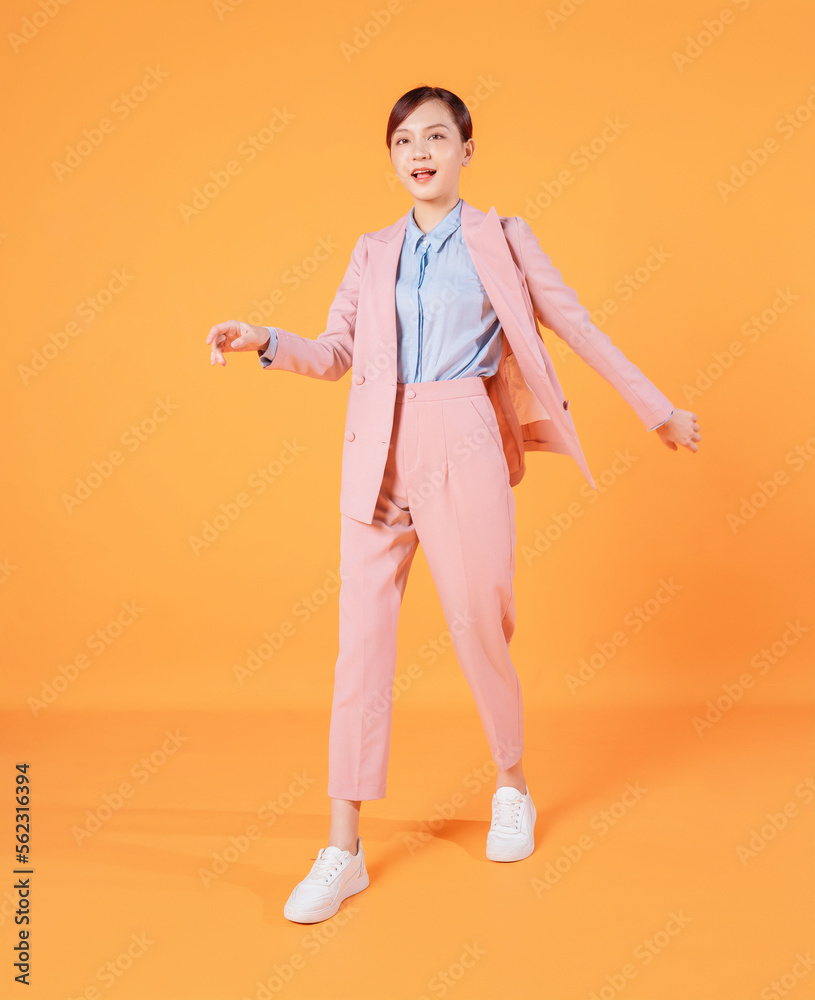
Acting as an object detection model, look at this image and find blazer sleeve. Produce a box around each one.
[257,234,365,381]
[515,217,674,431]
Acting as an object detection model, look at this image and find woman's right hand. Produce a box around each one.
[206,321,270,367]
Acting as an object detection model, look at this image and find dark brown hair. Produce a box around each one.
[386,86,472,149]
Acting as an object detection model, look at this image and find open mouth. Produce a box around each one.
[411,169,436,181]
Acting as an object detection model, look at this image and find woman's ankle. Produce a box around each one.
[328,797,361,853]
[495,762,526,794]
[328,833,359,854]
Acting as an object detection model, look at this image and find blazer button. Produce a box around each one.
[345,430,355,441]
[354,374,365,384]
[562,399,570,410]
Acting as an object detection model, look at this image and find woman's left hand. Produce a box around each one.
[656,409,701,452]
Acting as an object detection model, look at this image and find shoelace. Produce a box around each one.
[493,797,523,831]
[305,851,346,883]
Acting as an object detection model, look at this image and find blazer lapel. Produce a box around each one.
[460,201,581,452]
[365,213,409,381]
[460,202,553,404]
[365,199,538,387]
[364,198,582,461]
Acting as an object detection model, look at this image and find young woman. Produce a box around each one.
[206,85,701,925]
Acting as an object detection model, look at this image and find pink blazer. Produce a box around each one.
[263,199,674,525]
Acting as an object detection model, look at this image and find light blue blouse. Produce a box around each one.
[258,199,673,430]
[392,197,503,383]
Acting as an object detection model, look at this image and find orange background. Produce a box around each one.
[2,0,813,997]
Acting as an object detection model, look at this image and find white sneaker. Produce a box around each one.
[283,836,369,923]
[486,786,536,862]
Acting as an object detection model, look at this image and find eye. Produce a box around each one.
[394,133,446,145]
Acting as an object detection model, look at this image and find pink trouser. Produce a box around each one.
[327,375,524,800]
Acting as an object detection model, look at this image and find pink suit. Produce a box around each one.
[262,200,674,799]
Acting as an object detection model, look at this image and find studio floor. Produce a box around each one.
[2,702,812,1000]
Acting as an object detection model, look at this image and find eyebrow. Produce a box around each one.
[393,123,450,134]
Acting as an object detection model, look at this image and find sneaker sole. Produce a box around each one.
[486,840,535,862]
[283,867,370,924]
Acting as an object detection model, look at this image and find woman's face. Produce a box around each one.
[389,99,473,204]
